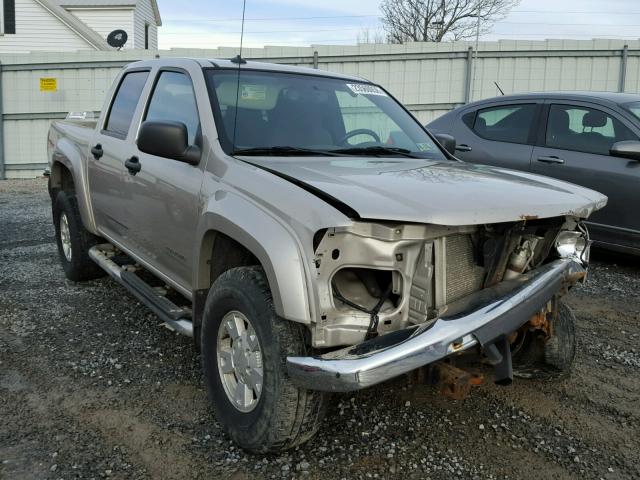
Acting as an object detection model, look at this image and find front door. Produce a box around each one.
[531,101,640,249]
[122,69,205,290]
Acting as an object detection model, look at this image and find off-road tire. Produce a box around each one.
[201,266,328,453]
[513,300,576,378]
[52,191,104,282]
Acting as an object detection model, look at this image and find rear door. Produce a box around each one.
[88,69,150,244]
[449,101,541,171]
[531,101,640,249]
[122,67,206,290]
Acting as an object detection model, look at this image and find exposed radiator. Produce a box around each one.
[445,234,486,304]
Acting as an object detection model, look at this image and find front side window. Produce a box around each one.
[105,71,149,137]
[145,71,200,146]
[472,104,537,144]
[546,104,636,155]
[205,69,446,159]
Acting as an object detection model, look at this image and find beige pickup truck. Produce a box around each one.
[47,57,606,452]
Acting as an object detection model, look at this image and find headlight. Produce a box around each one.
[555,230,590,263]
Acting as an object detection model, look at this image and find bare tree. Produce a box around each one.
[357,27,387,44]
[381,0,521,43]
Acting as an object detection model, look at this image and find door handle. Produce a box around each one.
[537,156,565,164]
[456,144,472,152]
[91,144,103,160]
[124,156,141,175]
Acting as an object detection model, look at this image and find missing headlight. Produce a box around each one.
[331,268,401,338]
[332,269,400,310]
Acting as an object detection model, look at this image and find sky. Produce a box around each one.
[156,0,640,50]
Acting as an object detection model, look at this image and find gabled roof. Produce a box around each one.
[56,0,162,25]
[35,0,111,50]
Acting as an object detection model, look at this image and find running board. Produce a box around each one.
[88,244,194,337]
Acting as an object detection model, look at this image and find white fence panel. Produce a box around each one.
[1,39,639,178]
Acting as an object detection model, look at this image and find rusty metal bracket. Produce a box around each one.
[525,299,556,341]
[429,363,484,400]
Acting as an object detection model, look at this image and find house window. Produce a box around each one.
[144,24,149,49]
[1,0,16,34]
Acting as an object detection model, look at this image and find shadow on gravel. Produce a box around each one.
[591,247,640,269]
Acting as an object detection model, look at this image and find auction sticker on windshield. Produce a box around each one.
[346,83,387,96]
[241,84,267,101]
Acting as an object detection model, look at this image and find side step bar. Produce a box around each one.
[88,244,194,337]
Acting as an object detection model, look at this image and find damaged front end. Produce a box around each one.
[287,217,589,392]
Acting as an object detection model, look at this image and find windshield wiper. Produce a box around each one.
[232,146,340,157]
[330,146,420,158]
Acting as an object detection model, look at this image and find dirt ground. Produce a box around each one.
[1,178,639,480]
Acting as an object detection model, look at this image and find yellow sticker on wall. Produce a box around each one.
[40,78,57,92]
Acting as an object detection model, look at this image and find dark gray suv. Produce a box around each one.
[428,92,640,255]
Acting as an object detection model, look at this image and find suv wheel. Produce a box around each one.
[201,266,327,453]
[52,191,104,281]
[543,301,577,373]
[513,300,576,378]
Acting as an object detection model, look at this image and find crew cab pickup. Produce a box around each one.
[47,58,607,453]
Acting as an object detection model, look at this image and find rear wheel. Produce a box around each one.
[52,191,104,282]
[201,266,328,453]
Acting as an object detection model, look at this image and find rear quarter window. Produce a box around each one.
[462,111,475,128]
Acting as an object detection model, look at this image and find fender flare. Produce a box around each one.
[49,136,98,234]
[194,194,314,324]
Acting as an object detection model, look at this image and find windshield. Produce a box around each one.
[205,69,446,159]
[623,101,640,121]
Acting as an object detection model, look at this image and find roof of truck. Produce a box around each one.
[126,57,368,83]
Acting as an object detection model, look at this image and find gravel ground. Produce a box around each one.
[1,178,639,480]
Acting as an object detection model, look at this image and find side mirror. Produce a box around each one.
[433,133,457,156]
[137,120,200,165]
[610,140,640,161]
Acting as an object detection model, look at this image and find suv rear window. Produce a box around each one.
[104,71,149,137]
[473,104,537,144]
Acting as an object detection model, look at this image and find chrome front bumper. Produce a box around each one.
[287,258,585,392]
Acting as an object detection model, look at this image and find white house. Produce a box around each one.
[0,0,161,52]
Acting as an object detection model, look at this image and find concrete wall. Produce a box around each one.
[1,39,639,178]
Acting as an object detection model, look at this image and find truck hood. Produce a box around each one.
[243,157,608,226]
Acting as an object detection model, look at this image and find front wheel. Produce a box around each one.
[543,301,577,373]
[513,300,576,378]
[201,266,327,453]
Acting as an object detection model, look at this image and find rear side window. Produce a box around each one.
[473,104,537,144]
[105,71,149,137]
[144,71,200,146]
